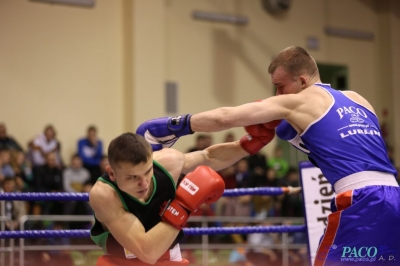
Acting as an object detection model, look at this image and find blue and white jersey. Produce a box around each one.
[300,84,397,185]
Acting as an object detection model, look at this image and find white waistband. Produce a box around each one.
[334,171,398,194]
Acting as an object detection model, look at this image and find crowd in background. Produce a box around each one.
[0,123,107,231]
[182,133,307,265]
[0,123,398,266]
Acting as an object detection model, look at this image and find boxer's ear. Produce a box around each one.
[299,76,307,89]
[106,165,116,181]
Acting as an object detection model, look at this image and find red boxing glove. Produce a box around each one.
[240,124,275,155]
[160,166,225,230]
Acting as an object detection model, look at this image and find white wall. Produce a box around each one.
[1,0,399,166]
[0,0,124,161]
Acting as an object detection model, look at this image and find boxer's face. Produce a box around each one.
[108,159,154,201]
[271,66,304,96]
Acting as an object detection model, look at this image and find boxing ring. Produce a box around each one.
[0,187,309,266]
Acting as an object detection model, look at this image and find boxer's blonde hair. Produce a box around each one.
[268,46,319,78]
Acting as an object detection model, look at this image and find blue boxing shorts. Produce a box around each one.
[314,185,400,265]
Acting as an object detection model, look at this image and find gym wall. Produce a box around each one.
[1,0,399,165]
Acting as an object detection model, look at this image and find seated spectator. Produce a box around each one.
[0,148,15,184]
[223,132,235,143]
[235,158,250,188]
[214,165,236,218]
[248,152,268,177]
[32,152,64,215]
[63,154,90,193]
[267,145,289,179]
[69,181,94,231]
[277,167,303,217]
[88,155,109,185]
[0,123,23,151]
[0,177,27,230]
[219,162,252,245]
[251,169,279,218]
[10,150,33,191]
[63,154,90,217]
[186,134,213,152]
[246,222,281,266]
[249,168,278,188]
[29,125,63,168]
[77,125,103,181]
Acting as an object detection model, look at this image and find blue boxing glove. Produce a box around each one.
[276,120,319,167]
[136,114,194,151]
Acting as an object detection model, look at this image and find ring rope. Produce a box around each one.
[0,187,294,201]
[0,225,306,239]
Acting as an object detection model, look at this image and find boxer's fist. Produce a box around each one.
[240,124,275,155]
[160,166,225,230]
[136,114,194,151]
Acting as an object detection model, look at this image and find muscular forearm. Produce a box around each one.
[202,141,249,171]
[190,100,283,133]
[131,222,180,264]
[190,107,237,132]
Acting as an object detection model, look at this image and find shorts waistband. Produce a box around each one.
[334,171,398,194]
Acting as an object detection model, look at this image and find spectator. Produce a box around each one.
[0,177,27,230]
[0,148,15,185]
[250,168,279,218]
[214,165,236,230]
[63,154,90,193]
[10,150,33,191]
[277,167,303,217]
[29,125,63,168]
[223,132,235,143]
[77,125,103,181]
[235,158,250,188]
[186,134,213,152]
[0,123,23,151]
[32,152,64,215]
[63,154,90,218]
[246,222,280,266]
[88,155,109,185]
[247,151,268,177]
[69,181,94,231]
[267,145,289,179]
[218,162,253,245]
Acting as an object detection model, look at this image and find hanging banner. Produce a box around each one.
[299,161,335,265]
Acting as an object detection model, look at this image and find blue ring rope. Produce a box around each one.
[0,225,306,239]
[0,187,288,201]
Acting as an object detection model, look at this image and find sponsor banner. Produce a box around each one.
[299,161,335,265]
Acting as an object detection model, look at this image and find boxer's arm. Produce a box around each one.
[89,182,179,265]
[152,142,247,178]
[190,94,303,132]
[181,141,248,174]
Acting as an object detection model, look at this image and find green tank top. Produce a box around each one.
[90,160,184,258]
